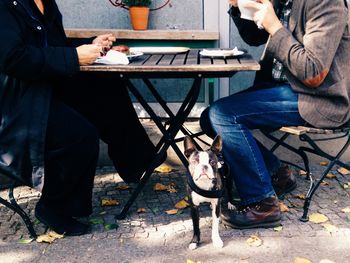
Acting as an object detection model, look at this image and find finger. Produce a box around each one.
[243,1,263,10]
[108,35,116,42]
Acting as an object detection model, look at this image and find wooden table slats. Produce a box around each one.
[81,49,260,76]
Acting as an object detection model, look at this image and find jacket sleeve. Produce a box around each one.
[267,0,348,88]
[228,6,269,46]
[0,4,80,81]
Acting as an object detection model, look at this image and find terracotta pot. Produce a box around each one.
[129,7,150,31]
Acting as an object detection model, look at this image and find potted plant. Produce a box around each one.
[109,0,171,31]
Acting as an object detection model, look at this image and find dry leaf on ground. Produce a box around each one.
[299,170,307,176]
[101,199,119,206]
[341,207,350,213]
[319,161,329,166]
[246,235,263,247]
[175,199,190,209]
[279,202,290,212]
[325,173,337,179]
[153,182,177,193]
[321,223,338,233]
[154,164,172,173]
[309,213,329,224]
[116,184,131,190]
[294,257,312,263]
[37,231,64,244]
[337,167,350,175]
[137,208,146,213]
[320,181,329,186]
[343,182,350,189]
[186,259,200,263]
[165,209,179,215]
[295,194,306,200]
[274,226,283,232]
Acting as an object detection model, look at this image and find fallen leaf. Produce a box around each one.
[321,223,338,233]
[151,207,160,214]
[101,199,119,206]
[299,170,307,176]
[89,217,104,225]
[186,259,200,263]
[341,207,350,213]
[294,257,312,263]
[273,226,283,232]
[104,223,118,230]
[175,199,190,209]
[295,194,306,200]
[343,182,350,189]
[309,213,329,224]
[319,259,336,263]
[154,164,172,173]
[347,215,350,222]
[153,183,168,191]
[240,256,250,261]
[165,209,179,215]
[279,202,290,212]
[99,211,107,215]
[325,173,337,179]
[246,235,263,247]
[333,200,338,204]
[319,161,329,166]
[36,231,64,244]
[184,196,189,201]
[320,181,329,187]
[18,238,34,244]
[337,167,350,175]
[116,184,131,190]
[137,208,146,213]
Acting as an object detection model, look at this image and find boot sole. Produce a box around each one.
[222,218,282,229]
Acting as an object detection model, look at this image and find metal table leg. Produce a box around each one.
[115,76,203,219]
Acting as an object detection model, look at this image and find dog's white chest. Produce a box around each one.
[191,191,218,206]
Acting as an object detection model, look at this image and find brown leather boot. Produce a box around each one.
[221,196,281,229]
[272,164,297,197]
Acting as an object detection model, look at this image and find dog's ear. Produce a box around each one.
[210,135,223,155]
[184,135,197,158]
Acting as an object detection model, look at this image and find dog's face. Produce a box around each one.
[184,135,223,191]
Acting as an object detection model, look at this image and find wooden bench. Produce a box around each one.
[263,124,350,222]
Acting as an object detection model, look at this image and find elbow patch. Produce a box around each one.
[302,69,329,88]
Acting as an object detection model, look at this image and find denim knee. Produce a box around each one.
[200,107,216,138]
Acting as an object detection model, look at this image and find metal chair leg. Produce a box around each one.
[0,184,37,238]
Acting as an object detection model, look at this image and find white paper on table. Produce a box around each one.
[94,50,129,65]
[199,47,244,57]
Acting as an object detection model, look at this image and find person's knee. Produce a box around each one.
[200,107,216,138]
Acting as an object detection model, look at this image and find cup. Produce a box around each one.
[237,0,256,21]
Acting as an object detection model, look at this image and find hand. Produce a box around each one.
[228,0,238,7]
[244,0,283,35]
[76,44,101,65]
[92,34,116,54]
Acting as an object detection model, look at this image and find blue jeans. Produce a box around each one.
[200,84,305,205]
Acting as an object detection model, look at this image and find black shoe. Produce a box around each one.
[272,165,297,197]
[122,152,168,183]
[221,197,282,229]
[35,202,90,236]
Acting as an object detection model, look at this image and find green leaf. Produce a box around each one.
[104,223,118,230]
[151,207,160,214]
[176,209,183,215]
[347,215,350,222]
[18,238,34,244]
[89,217,104,225]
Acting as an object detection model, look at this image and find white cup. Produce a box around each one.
[237,0,256,21]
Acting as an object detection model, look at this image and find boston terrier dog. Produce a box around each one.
[184,135,226,250]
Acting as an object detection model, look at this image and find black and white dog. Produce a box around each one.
[184,135,232,250]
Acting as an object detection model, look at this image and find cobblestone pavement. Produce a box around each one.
[0,164,350,263]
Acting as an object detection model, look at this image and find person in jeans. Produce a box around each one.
[0,0,162,235]
[200,0,350,229]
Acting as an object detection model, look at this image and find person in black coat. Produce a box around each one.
[0,0,161,235]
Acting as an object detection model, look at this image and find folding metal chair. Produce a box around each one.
[263,123,350,222]
[0,176,37,238]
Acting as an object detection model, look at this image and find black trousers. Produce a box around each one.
[41,73,157,216]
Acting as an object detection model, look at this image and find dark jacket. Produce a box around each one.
[0,0,90,189]
[230,0,350,128]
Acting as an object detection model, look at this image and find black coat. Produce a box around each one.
[0,0,90,189]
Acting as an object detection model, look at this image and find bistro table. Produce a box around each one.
[80,49,260,219]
